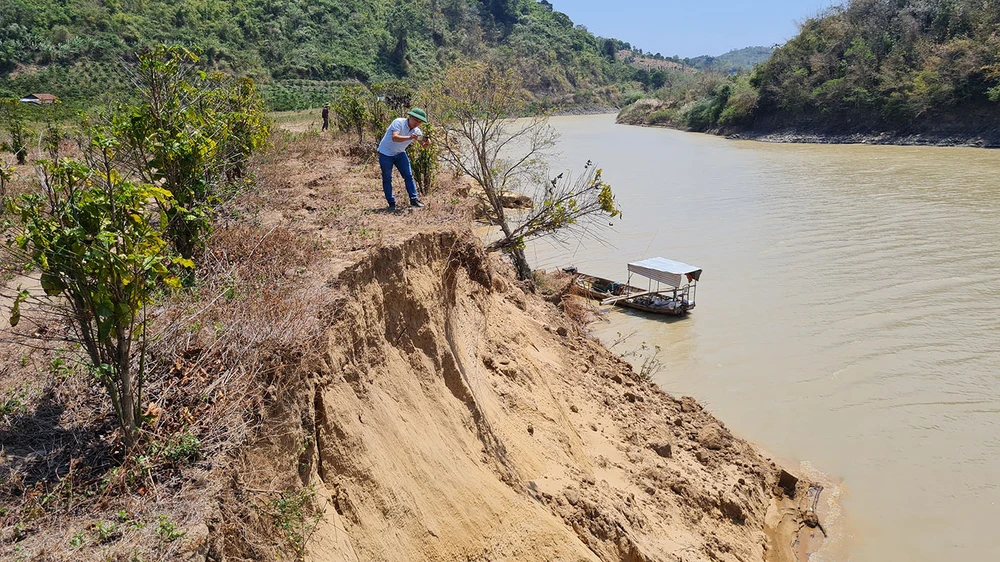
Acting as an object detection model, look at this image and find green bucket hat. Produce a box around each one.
[407,107,429,123]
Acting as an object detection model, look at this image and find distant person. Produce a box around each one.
[321,104,330,131]
[377,108,430,211]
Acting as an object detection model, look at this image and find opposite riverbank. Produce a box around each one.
[617,98,1000,148]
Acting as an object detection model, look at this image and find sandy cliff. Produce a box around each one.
[236,228,820,562]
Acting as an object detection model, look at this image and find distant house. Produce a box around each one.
[19,93,59,105]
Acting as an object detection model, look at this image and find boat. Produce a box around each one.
[567,257,702,316]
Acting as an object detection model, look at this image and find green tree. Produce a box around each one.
[0,99,31,165]
[3,140,188,447]
[214,76,272,182]
[333,85,370,144]
[111,46,270,261]
[602,39,617,61]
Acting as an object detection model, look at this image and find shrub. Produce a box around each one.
[333,85,369,144]
[3,152,186,447]
[0,99,31,164]
[111,46,270,261]
[718,74,760,126]
[409,123,440,195]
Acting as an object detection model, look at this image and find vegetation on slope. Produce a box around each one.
[682,46,775,74]
[0,0,654,112]
[621,0,1000,136]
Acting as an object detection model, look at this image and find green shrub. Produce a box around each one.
[0,99,31,165]
[409,123,440,195]
[333,85,369,144]
[111,46,270,261]
[4,155,185,447]
[718,74,760,126]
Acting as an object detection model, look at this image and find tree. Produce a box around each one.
[333,84,370,144]
[111,46,270,262]
[427,60,621,281]
[214,76,272,182]
[602,39,617,61]
[385,1,423,75]
[3,137,188,447]
[0,98,31,165]
[1,45,270,451]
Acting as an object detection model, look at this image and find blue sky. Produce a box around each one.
[549,0,839,58]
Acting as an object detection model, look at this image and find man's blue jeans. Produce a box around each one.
[378,151,419,206]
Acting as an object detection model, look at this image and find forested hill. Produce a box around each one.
[751,0,1000,131]
[683,46,774,74]
[0,0,647,111]
[621,0,1000,142]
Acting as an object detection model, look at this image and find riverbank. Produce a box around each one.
[1,126,825,561]
[622,120,1000,148]
[616,99,1000,148]
[724,128,1000,148]
[552,104,620,116]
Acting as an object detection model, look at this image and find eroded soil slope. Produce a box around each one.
[244,230,816,562]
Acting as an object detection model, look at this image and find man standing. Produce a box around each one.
[321,104,330,131]
[377,108,430,211]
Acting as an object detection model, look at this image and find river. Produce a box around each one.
[522,115,1000,562]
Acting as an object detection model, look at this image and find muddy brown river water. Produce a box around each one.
[522,115,1000,562]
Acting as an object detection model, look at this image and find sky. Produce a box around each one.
[550,0,839,58]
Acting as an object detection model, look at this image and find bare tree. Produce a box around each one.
[426,61,621,281]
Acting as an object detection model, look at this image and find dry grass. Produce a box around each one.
[147,224,333,461]
[532,269,605,328]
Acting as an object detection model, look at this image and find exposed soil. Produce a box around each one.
[292,230,824,562]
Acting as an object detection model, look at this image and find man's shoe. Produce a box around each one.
[410,200,425,208]
[388,203,397,212]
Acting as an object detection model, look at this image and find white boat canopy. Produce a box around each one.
[627,257,702,288]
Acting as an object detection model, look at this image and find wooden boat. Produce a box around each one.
[567,257,702,316]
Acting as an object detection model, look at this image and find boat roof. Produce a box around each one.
[628,257,702,286]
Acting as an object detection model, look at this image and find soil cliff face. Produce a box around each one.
[240,229,817,562]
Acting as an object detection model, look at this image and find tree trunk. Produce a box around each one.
[508,247,533,281]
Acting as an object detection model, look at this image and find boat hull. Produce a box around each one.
[570,274,693,316]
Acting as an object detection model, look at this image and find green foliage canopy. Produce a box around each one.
[4,150,185,446]
[0,0,650,112]
[624,0,1000,133]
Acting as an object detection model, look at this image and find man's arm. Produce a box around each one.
[391,130,416,142]
[389,121,416,143]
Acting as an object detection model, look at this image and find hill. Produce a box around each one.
[683,46,774,74]
[0,0,648,112]
[620,0,1000,145]
[750,0,1000,133]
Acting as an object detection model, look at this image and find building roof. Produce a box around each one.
[19,93,59,104]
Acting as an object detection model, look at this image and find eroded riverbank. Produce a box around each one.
[617,100,1000,148]
[1,126,822,561]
